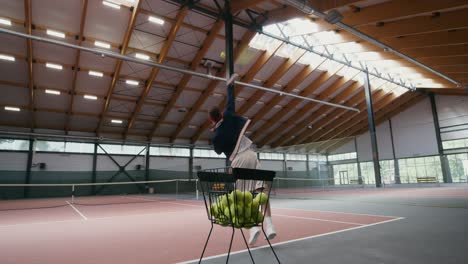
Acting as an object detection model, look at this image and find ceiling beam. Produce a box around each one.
[252,67,345,144]
[24,0,35,130]
[95,1,142,134]
[341,0,468,26]
[173,44,282,142]
[163,30,257,143]
[64,0,88,134]
[232,0,266,12]
[248,63,320,126]
[284,80,367,146]
[269,72,361,147]
[123,7,189,139]
[356,8,468,39]
[146,20,224,140]
[236,51,306,116]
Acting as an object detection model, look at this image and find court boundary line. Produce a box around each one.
[273,213,365,226]
[273,206,403,219]
[66,201,88,220]
[177,217,405,264]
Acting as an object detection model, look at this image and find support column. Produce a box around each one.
[24,139,34,197]
[92,143,97,194]
[306,154,311,177]
[363,70,382,187]
[189,147,194,180]
[283,153,288,177]
[354,137,363,184]
[389,119,401,184]
[224,0,234,168]
[429,93,452,183]
[145,144,150,182]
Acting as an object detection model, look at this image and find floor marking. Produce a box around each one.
[273,206,403,219]
[273,213,365,226]
[66,201,88,220]
[177,217,405,264]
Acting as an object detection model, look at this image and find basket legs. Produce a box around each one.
[198,223,214,264]
[239,229,256,264]
[261,226,281,264]
[225,226,236,264]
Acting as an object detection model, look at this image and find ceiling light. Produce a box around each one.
[94,41,111,49]
[4,106,20,112]
[103,0,120,9]
[212,93,223,97]
[84,94,98,100]
[274,105,282,108]
[0,54,15,61]
[188,125,197,129]
[135,53,150,60]
[307,125,312,129]
[45,89,61,95]
[46,63,63,70]
[0,18,12,26]
[111,119,123,124]
[148,16,165,25]
[46,29,66,38]
[89,70,103,77]
[126,80,139,86]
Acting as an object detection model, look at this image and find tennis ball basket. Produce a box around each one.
[197,167,280,264]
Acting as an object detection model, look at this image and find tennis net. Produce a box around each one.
[0,179,199,211]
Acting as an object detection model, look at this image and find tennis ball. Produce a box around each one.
[210,204,219,217]
[255,193,268,205]
[230,203,244,217]
[220,51,226,61]
[219,195,229,207]
[224,206,232,218]
[244,203,252,219]
[251,199,260,213]
[239,191,253,204]
[255,212,264,224]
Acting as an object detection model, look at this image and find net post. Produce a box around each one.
[71,185,75,204]
[176,180,179,200]
[196,179,199,200]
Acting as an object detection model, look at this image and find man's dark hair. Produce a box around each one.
[209,106,222,122]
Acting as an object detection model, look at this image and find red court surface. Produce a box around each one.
[0,197,402,264]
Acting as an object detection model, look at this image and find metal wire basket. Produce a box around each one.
[197,167,280,264]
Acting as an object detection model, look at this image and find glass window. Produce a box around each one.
[0,139,30,150]
[447,153,468,183]
[35,140,65,152]
[328,152,357,162]
[193,148,224,158]
[286,154,307,161]
[64,142,94,153]
[259,152,284,160]
[398,156,442,183]
[333,163,358,185]
[150,146,190,157]
[443,138,468,150]
[97,144,146,155]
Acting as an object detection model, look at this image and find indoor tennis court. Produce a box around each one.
[1,0,468,263]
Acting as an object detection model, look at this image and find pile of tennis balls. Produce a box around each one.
[210,190,268,228]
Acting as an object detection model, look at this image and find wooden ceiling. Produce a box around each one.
[0,0,467,152]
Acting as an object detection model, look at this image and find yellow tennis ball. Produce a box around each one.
[220,51,225,60]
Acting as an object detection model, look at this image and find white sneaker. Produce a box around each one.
[265,224,277,240]
[248,227,261,246]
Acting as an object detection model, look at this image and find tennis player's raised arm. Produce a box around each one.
[224,78,236,116]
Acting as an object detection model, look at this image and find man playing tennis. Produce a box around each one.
[209,74,277,245]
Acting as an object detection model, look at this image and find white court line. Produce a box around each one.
[66,201,88,220]
[273,213,365,226]
[273,206,403,219]
[177,217,405,264]
[123,196,203,208]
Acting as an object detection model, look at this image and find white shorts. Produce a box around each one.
[231,149,269,192]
